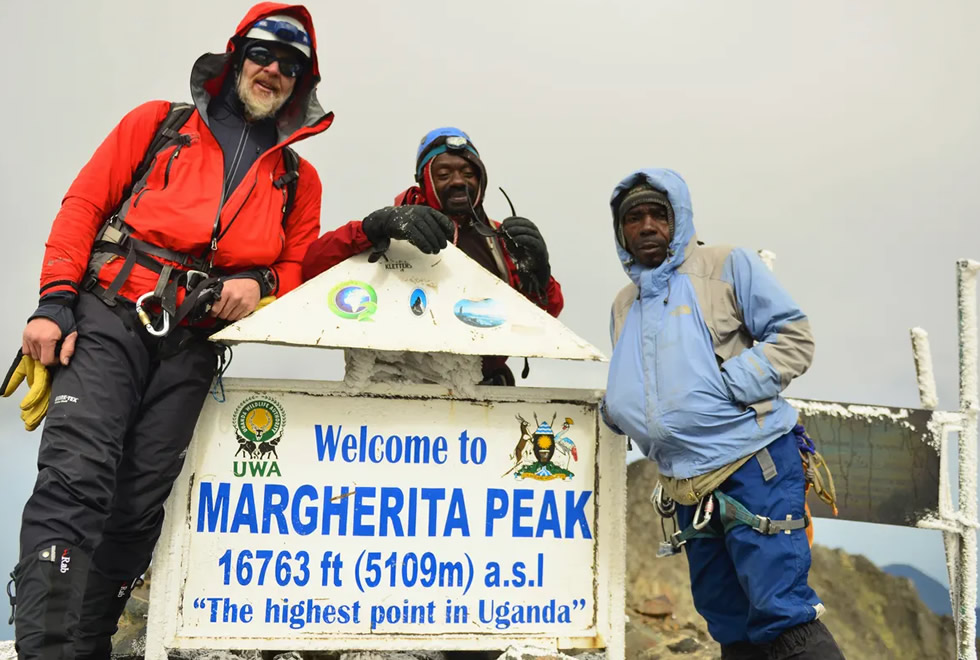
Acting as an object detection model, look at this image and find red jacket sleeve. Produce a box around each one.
[271,156,322,295]
[40,101,170,299]
[541,276,564,317]
[500,243,564,318]
[301,219,374,281]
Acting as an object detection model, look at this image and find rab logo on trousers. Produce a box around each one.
[59,549,71,574]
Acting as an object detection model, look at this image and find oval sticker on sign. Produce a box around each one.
[410,288,427,316]
[454,298,506,328]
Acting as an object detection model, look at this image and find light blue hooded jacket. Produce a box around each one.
[602,169,814,479]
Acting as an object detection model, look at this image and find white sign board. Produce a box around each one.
[147,379,625,657]
[211,242,605,362]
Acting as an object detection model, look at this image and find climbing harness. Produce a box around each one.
[83,102,299,338]
[652,428,837,558]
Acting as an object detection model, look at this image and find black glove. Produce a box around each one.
[28,293,77,338]
[500,217,551,291]
[361,206,454,255]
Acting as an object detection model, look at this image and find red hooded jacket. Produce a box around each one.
[39,3,332,304]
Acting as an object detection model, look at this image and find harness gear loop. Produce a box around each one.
[663,492,716,554]
[135,292,170,337]
[794,424,839,516]
[651,481,676,518]
[657,514,681,558]
[652,481,683,557]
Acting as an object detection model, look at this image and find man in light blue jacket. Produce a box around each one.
[602,169,844,659]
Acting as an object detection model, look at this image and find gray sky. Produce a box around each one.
[1,0,979,635]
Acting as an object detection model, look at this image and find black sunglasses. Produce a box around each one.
[244,44,305,78]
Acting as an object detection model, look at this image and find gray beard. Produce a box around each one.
[236,71,288,122]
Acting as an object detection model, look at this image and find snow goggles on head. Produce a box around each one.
[244,44,306,78]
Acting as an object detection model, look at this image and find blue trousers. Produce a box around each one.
[675,430,822,644]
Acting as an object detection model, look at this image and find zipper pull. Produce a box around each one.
[211,238,218,252]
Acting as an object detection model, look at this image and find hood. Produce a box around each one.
[190,3,332,143]
[414,128,488,215]
[610,168,696,290]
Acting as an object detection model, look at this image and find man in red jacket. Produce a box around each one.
[4,5,331,659]
[302,127,563,384]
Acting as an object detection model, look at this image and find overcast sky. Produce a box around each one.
[1,0,978,636]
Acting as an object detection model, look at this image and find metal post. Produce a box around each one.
[955,259,980,660]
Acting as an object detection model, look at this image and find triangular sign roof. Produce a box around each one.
[212,242,606,361]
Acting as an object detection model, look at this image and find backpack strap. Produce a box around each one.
[88,101,199,309]
[274,146,300,223]
[125,102,195,205]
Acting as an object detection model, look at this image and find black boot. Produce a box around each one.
[74,569,143,660]
[11,543,91,660]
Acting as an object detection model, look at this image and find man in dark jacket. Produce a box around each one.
[301,127,563,385]
[1,5,331,659]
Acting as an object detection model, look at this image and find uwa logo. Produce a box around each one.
[232,396,286,478]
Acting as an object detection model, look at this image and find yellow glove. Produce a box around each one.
[255,296,277,312]
[2,351,51,432]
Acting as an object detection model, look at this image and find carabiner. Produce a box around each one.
[135,292,170,337]
[650,482,676,518]
[692,493,715,531]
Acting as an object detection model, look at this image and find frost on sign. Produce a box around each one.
[790,398,940,526]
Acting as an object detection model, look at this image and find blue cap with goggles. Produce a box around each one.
[416,127,481,179]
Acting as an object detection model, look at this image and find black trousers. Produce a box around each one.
[19,291,217,586]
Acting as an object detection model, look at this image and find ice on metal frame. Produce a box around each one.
[910,327,939,410]
[952,259,980,659]
[212,242,605,362]
[912,258,980,660]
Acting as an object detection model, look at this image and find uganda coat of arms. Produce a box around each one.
[505,413,578,481]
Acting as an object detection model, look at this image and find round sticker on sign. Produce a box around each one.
[410,288,427,316]
[234,396,286,451]
[328,281,378,321]
[454,298,506,328]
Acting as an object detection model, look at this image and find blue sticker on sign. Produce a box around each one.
[410,288,427,316]
[454,298,506,328]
